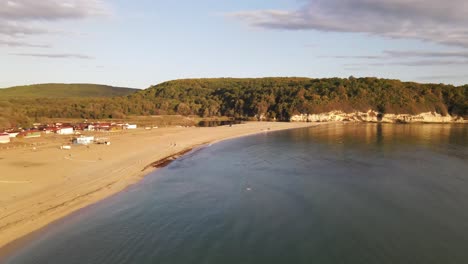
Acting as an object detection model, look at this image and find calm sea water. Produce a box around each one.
[4,123,468,264]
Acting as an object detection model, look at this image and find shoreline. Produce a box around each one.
[0,144,211,261]
[0,122,321,257]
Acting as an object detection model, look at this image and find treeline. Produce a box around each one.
[1,77,466,128]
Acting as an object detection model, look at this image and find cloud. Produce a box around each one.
[384,50,468,58]
[386,60,468,66]
[0,21,51,36]
[320,55,383,59]
[10,52,94,59]
[347,59,468,67]
[1,0,110,58]
[0,0,109,21]
[321,50,468,66]
[417,74,468,81]
[231,0,468,47]
[0,0,110,37]
[0,39,50,48]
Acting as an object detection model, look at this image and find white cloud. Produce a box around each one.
[345,59,468,67]
[0,39,50,48]
[417,74,468,82]
[322,50,468,60]
[323,49,468,66]
[0,0,110,59]
[384,50,468,58]
[0,21,50,36]
[0,0,109,21]
[231,0,468,47]
[10,52,94,59]
[0,0,110,39]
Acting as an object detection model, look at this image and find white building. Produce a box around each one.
[125,124,137,129]
[73,136,95,145]
[57,127,74,135]
[8,132,19,138]
[0,133,10,144]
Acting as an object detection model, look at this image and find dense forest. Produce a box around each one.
[0,77,466,128]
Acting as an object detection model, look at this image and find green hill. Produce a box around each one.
[0,77,466,128]
[133,77,467,119]
[0,83,138,98]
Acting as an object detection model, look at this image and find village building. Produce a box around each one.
[57,127,74,135]
[96,123,111,131]
[43,128,56,134]
[85,124,95,131]
[0,133,10,144]
[124,124,137,129]
[73,136,95,145]
[73,123,88,131]
[7,132,19,138]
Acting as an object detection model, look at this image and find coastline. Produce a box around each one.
[0,122,320,253]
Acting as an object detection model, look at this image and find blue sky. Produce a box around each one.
[1,0,468,88]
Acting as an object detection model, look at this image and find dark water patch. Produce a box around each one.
[197,120,243,127]
[142,148,195,171]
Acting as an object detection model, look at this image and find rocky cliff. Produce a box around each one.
[290,111,466,123]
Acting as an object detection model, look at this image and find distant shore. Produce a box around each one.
[0,122,320,253]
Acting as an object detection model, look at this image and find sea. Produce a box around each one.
[4,123,468,264]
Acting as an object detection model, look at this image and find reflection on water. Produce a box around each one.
[5,123,468,264]
[290,123,467,158]
[291,123,465,146]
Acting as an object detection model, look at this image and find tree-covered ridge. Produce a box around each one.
[0,77,466,128]
[134,77,467,119]
[0,83,138,98]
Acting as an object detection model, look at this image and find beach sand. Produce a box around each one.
[0,122,316,250]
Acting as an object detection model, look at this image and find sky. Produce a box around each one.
[1,0,468,89]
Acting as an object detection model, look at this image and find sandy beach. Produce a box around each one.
[0,122,317,250]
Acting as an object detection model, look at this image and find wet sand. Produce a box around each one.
[0,122,318,250]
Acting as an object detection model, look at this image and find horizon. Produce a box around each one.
[1,75,467,90]
[2,1,468,88]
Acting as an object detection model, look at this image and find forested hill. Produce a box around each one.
[0,83,138,98]
[133,77,467,119]
[0,77,466,128]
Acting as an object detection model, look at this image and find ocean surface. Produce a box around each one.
[4,123,468,264]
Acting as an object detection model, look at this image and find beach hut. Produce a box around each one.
[0,133,10,144]
[43,128,56,134]
[95,123,111,131]
[57,127,74,135]
[73,123,88,131]
[7,132,19,138]
[73,136,95,145]
[85,124,95,131]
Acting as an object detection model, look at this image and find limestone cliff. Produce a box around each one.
[290,111,466,123]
